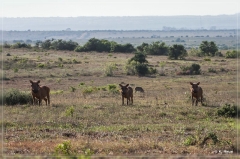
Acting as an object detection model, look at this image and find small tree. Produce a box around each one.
[199,41,218,56]
[136,42,149,52]
[130,52,148,64]
[168,44,187,60]
[126,52,153,76]
[144,41,169,55]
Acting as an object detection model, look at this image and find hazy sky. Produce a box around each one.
[1,0,239,17]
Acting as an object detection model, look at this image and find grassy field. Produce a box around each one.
[1,48,239,158]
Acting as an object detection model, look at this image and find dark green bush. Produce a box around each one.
[217,104,238,118]
[2,89,32,105]
[135,63,149,76]
[179,63,201,75]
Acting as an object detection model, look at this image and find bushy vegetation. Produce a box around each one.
[41,39,78,51]
[103,63,117,77]
[168,44,187,60]
[2,89,32,105]
[54,141,72,155]
[125,52,156,76]
[3,42,31,49]
[225,50,239,58]
[75,38,135,53]
[2,47,238,156]
[217,104,238,118]
[178,63,201,75]
[188,48,202,57]
[137,41,169,55]
[199,41,218,56]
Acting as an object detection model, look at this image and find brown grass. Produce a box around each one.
[1,48,239,158]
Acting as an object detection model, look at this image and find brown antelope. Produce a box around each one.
[30,80,50,106]
[119,84,133,105]
[135,87,144,93]
[190,82,203,106]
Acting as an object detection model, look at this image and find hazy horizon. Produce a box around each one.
[1,0,239,17]
[1,13,240,18]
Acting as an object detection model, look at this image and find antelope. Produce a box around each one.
[30,80,50,106]
[135,87,144,93]
[119,84,133,105]
[190,82,203,106]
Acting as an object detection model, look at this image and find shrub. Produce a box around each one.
[148,67,157,74]
[135,63,149,76]
[168,44,187,60]
[204,57,211,61]
[107,84,119,94]
[179,63,201,75]
[79,82,85,86]
[10,42,31,49]
[188,48,203,57]
[107,84,117,91]
[103,63,117,77]
[225,50,239,58]
[55,141,72,155]
[215,51,223,57]
[208,68,217,73]
[124,61,137,75]
[217,104,238,118]
[2,89,32,105]
[184,136,197,146]
[37,63,45,68]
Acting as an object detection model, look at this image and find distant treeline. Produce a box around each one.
[3,38,239,58]
[3,38,170,55]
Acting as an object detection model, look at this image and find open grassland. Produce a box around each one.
[1,48,239,158]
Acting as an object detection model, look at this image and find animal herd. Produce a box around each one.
[29,80,203,106]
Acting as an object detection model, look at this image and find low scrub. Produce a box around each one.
[103,63,117,77]
[177,63,201,75]
[2,89,32,105]
[217,104,238,118]
[225,50,239,58]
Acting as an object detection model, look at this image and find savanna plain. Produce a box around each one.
[1,47,239,158]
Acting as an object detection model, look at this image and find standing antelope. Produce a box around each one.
[30,80,50,106]
[119,84,133,105]
[190,82,203,106]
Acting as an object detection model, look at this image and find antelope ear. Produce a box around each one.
[190,82,193,85]
[126,84,129,87]
[119,84,123,87]
[30,80,33,83]
[197,82,200,85]
[37,80,40,83]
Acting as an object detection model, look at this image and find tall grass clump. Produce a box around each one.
[2,89,32,105]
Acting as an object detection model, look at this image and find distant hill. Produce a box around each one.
[1,15,239,31]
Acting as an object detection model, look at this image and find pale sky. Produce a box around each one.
[0,0,239,17]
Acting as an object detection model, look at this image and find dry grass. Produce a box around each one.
[1,48,239,158]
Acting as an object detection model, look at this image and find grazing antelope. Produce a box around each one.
[30,80,50,106]
[190,82,203,106]
[135,87,144,93]
[119,84,133,105]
